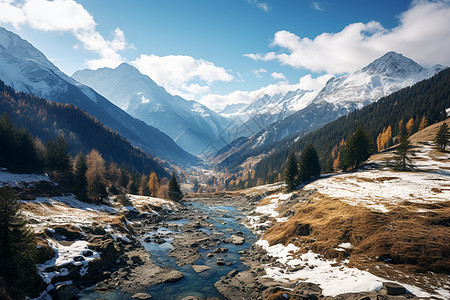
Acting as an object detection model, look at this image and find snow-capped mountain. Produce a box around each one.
[72,63,230,155]
[215,51,444,167]
[0,27,196,165]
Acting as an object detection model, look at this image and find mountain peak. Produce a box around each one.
[361,51,424,76]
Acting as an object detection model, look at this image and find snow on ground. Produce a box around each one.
[37,240,100,284]
[127,194,179,212]
[304,142,450,212]
[0,170,53,187]
[20,195,115,231]
[246,192,292,234]
[256,240,433,298]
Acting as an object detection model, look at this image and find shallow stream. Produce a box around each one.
[79,202,256,299]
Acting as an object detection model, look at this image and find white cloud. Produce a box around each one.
[244,0,450,74]
[312,2,323,11]
[252,68,267,78]
[270,72,286,80]
[132,54,233,98]
[247,0,270,12]
[0,0,128,69]
[200,74,332,111]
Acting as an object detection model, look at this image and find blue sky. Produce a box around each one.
[1,0,450,110]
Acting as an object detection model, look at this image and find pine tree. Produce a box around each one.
[192,179,200,193]
[73,153,88,202]
[394,130,415,171]
[435,122,449,151]
[148,172,159,196]
[284,152,298,192]
[340,127,373,171]
[0,187,43,297]
[46,136,71,171]
[297,143,321,183]
[168,171,183,202]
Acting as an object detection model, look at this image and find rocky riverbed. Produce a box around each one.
[21,184,424,300]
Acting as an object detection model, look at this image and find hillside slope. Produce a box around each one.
[0,27,196,165]
[245,122,450,298]
[249,67,450,183]
[72,63,230,156]
[215,52,444,171]
[0,80,168,176]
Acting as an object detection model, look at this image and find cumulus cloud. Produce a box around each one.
[270,72,286,80]
[0,0,128,69]
[247,0,270,12]
[200,74,332,111]
[252,68,267,79]
[244,0,450,74]
[132,54,233,98]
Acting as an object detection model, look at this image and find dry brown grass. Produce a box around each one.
[264,194,450,274]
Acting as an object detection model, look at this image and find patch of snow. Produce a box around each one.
[0,171,53,188]
[256,240,431,298]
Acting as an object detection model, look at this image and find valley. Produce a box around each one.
[1,120,449,299]
[0,3,450,299]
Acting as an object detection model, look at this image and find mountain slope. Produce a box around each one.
[0,27,196,165]
[0,80,168,177]
[251,67,450,183]
[215,52,443,169]
[72,63,230,155]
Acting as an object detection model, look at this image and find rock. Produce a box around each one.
[213,247,228,253]
[154,238,166,244]
[73,255,85,262]
[227,270,238,277]
[230,235,245,245]
[192,265,211,273]
[162,270,184,283]
[82,250,94,257]
[382,282,407,295]
[206,253,214,257]
[144,237,152,243]
[132,292,152,299]
[294,223,311,236]
[130,255,143,266]
[54,284,80,300]
[216,258,226,265]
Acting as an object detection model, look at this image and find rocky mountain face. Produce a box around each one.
[72,63,230,156]
[0,27,196,165]
[213,51,444,168]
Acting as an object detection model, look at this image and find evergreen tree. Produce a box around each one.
[168,171,183,202]
[340,127,373,171]
[148,172,159,197]
[0,187,43,297]
[73,153,88,201]
[284,152,298,192]
[46,136,71,171]
[394,130,415,171]
[435,122,449,151]
[297,143,321,183]
[127,179,139,195]
[192,179,200,193]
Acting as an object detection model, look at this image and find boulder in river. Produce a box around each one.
[230,235,245,245]
[192,265,211,273]
[132,292,152,299]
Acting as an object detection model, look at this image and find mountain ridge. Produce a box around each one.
[72,63,230,156]
[0,27,197,165]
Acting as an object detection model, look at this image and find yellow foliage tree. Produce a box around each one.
[418,116,428,131]
[148,172,159,197]
[406,118,415,136]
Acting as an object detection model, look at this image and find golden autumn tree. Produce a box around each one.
[406,117,415,136]
[418,116,428,131]
[148,172,159,197]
